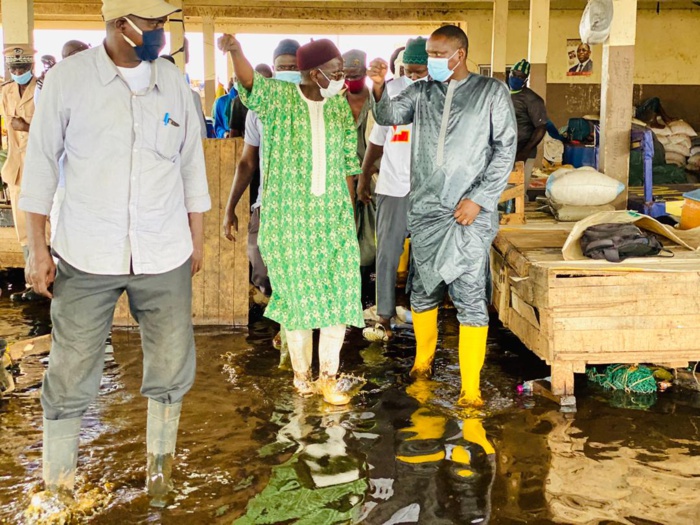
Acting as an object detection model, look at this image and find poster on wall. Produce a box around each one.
[567,39,593,76]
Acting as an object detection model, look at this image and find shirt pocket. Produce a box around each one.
[155,115,184,162]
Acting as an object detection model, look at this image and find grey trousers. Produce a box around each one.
[375,194,410,320]
[410,254,491,327]
[42,258,196,421]
[248,207,271,297]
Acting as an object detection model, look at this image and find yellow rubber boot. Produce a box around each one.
[396,407,447,464]
[462,418,495,455]
[405,378,439,405]
[397,238,411,284]
[409,308,439,380]
[450,419,494,478]
[457,326,488,407]
[450,445,474,478]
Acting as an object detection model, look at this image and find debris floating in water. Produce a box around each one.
[24,482,113,525]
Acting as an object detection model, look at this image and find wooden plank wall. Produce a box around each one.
[0,224,24,269]
[114,139,249,327]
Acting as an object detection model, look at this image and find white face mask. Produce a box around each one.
[317,70,345,98]
[403,75,428,87]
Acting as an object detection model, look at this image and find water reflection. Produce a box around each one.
[545,403,700,524]
[235,397,367,524]
[0,293,699,524]
[356,379,496,525]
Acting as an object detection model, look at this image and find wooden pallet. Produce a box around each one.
[499,161,526,225]
[491,218,700,407]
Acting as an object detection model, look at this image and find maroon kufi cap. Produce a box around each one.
[296,39,342,71]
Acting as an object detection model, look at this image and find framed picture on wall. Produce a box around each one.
[567,39,593,76]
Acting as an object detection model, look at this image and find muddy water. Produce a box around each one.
[1,275,700,524]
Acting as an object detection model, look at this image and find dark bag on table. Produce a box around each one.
[580,223,671,263]
[566,118,595,143]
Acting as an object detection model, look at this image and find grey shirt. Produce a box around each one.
[20,45,211,275]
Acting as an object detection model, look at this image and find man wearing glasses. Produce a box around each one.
[218,34,364,406]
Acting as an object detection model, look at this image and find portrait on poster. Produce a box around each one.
[567,39,593,76]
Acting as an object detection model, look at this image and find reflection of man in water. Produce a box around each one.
[568,43,593,74]
[357,380,496,524]
[236,398,367,523]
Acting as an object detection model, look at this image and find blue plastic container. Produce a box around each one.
[563,144,599,169]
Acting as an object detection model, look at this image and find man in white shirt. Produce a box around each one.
[48,40,91,240]
[358,37,428,341]
[20,0,210,512]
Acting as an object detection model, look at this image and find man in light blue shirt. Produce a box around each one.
[20,0,210,512]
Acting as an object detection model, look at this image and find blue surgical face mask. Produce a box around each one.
[275,70,301,84]
[508,76,526,92]
[123,17,166,62]
[11,70,33,85]
[427,50,459,82]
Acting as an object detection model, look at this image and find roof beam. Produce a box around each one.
[23,2,480,23]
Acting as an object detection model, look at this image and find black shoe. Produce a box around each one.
[21,288,48,303]
[10,287,32,302]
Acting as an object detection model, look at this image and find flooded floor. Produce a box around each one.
[1,270,700,524]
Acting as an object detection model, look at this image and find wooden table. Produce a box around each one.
[491,213,700,407]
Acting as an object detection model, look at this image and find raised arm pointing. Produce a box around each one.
[217,33,254,91]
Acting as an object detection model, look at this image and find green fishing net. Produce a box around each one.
[587,364,658,394]
[587,364,660,410]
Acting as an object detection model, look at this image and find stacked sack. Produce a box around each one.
[689,136,700,172]
[545,166,625,221]
[652,119,698,169]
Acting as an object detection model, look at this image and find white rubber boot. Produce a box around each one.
[318,325,352,405]
[146,399,181,508]
[42,417,81,493]
[25,417,81,522]
[286,329,315,396]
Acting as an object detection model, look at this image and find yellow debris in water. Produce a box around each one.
[24,484,113,525]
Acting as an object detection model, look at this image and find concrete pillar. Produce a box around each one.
[491,0,508,81]
[599,0,637,209]
[2,0,34,75]
[527,0,549,101]
[203,16,217,117]
[168,0,185,72]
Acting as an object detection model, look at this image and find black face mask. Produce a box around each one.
[123,18,166,62]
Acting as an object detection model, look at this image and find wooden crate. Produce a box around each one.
[491,222,700,399]
[114,139,249,327]
[499,161,525,225]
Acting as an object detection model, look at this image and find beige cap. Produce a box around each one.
[102,0,180,22]
[4,45,35,65]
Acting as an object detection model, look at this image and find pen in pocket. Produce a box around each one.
[163,113,180,127]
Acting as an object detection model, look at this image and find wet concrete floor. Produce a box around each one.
[1,270,700,524]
